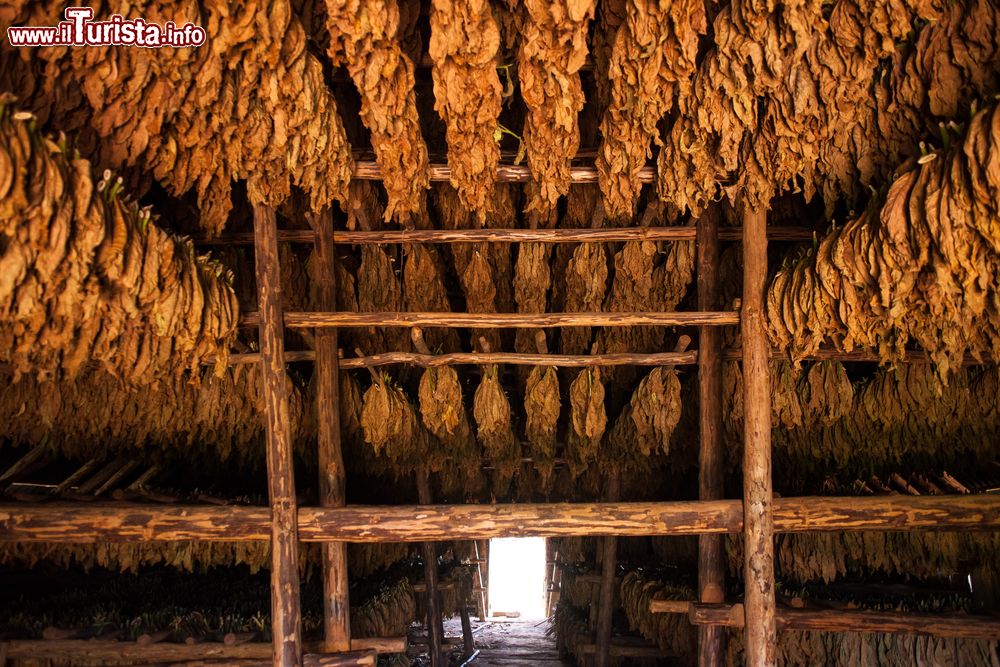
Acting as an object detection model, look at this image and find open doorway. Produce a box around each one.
[487,537,547,619]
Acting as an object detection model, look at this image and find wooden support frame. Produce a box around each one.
[697,206,726,667]
[3,494,1000,542]
[254,204,304,666]
[240,311,740,329]
[741,207,777,666]
[310,209,351,652]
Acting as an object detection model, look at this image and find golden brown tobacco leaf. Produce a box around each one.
[524,364,560,485]
[326,0,430,222]
[596,0,706,220]
[429,0,503,214]
[767,102,1000,377]
[0,98,238,384]
[566,367,606,476]
[515,0,597,213]
[1,0,353,235]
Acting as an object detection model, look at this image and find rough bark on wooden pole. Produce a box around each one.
[254,204,303,667]
[416,469,445,667]
[311,209,351,652]
[6,495,1000,542]
[460,577,475,659]
[595,471,621,667]
[239,311,740,329]
[697,205,726,667]
[741,206,777,667]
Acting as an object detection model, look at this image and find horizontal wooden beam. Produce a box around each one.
[1,495,998,543]
[0,639,401,662]
[239,311,740,329]
[193,227,814,246]
[353,161,652,184]
[339,350,698,368]
[686,603,1000,640]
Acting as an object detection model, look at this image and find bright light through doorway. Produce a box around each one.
[488,537,547,619]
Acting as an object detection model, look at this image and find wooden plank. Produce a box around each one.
[3,495,1000,543]
[741,207,776,667]
[697,205,726,667]
[649,600,694,614]
[416,469,445,667]
[688,604,1000,640]
[310,210,351,652]
[254,204,303,667]
[240,311,741,329]
[0,641,398,662]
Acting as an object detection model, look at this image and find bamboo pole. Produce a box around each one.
[239,311,740,329]
[742,206,777,667]
[686,603,1000,640]
[415,469,445,667]
[253,204,303,667]
[192,227,813,246]
[697,206,726,667]
[595,472,621,667]
[311,210,351,652]
[3,495,1000,542]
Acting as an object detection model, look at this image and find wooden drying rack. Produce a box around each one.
[4,201,1000,667]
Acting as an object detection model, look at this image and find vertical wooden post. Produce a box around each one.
[416,468,445,667]
[741,207,777,667]
[460,577,476,659]
[311,210,351,652]
[253,204,303,667]
[697,206,726,667]
[594,471,621,667]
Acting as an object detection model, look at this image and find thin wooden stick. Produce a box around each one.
[240,311,740,329]
[192,227,814,246]
[697,205,726,667]
[310,210,351,652]
[254,204,303,667]
[741,207,777,667]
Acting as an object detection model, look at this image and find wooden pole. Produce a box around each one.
[4,495,1000,542]
[240,311,740,329]
[416,469,445,667]
[686,603,1000,640]
[310,210,351,652]
[192,227,814,246]
[1,640,404,662]
[594,472,621,667]
[222,350,697,367]
[741,206,777,667]
[353,160,653,185]
[253,204,303,667]
[459,577,475,659]
[697,206,726,667]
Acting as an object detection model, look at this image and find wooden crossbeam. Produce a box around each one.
[0,639,404,662]
[685,603,1000,640]
[254,204,303,666]
[3,495,999,543]
[192,226,813,246]
[239,311,741,329]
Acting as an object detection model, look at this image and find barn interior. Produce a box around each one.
[1,0,1000,665]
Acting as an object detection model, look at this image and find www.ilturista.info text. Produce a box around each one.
[6,7,206,48]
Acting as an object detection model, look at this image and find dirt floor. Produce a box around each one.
[410,617,573,666]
